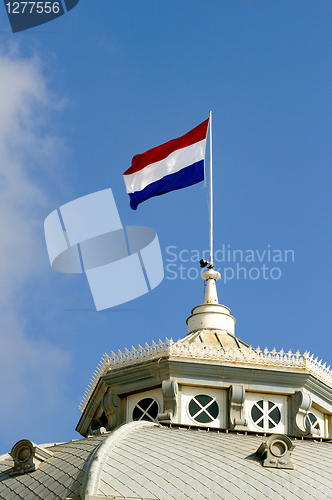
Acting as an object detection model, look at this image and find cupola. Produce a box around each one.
[76,267,332,441]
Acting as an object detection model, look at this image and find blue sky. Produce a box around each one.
[0,1,331,453]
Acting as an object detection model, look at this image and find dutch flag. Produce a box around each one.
[123,118,210,210]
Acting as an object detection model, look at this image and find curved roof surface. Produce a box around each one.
[1,421,332,499]
[0,434,105,500]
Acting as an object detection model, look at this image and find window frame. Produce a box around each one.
[127,388,162,423]
[187,394,220,425]
[246,394,286,433]
[180,386,226,428]
[305,407,325,437]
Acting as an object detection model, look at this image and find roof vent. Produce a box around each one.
[256,434,295,469]
[10,439,53,476]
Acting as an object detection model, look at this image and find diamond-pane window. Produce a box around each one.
[188,395,219,424]
[132,397,159,422]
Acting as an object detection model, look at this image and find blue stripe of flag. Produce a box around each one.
[128,160,204,210]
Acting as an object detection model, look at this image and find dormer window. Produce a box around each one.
[251,400,281,430]
[246,394,286,433]
[127,389,162,424]
[305,412,320,433]
[304,407,325,436]
[188,395,219,424]
[133,397,159,422]
[179,386,226,428]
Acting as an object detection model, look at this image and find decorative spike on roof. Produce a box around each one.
[78,265,332,424]
[79,336,332,414]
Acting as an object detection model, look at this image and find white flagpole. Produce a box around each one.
[202,111,220,305]
[209,110,213,267]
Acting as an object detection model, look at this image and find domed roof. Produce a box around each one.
[2,270,332,499]
[1,421,332,499]
[0,434,105,500]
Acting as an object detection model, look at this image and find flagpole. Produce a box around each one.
[200,111,220,303]
[209,110,213,267]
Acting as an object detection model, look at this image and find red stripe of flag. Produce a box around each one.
[124,118,209,176]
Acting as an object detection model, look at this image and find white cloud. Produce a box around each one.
[0,46,71,449]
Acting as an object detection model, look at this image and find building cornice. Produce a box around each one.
[79,338,332,415]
